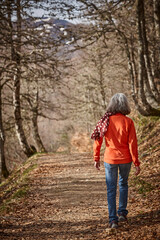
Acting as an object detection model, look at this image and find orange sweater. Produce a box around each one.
[93,113,140,166]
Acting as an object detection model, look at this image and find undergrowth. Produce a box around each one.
[0,154,39,214]
[129,114,160,196]
[129,176,154,196]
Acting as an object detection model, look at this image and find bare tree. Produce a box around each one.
[0,68,9,181]
[58,0,160,116]
[60,36,130,132]
[6,0,34,157]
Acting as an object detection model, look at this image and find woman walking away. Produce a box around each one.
[91,93,140,229]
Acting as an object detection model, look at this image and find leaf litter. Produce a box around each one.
[0,118,159,239]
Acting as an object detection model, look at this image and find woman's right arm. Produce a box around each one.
[93,137,103,162]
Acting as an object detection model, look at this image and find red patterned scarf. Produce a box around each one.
[91,112,114,140]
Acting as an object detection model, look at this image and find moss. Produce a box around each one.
[0,200,12,214]
[130,177,154,195]
[0,155,39,215]
[136,115,160,126]
[136,115,160,147]
[0,169,21,188]
[22,164,37,177]
[53,151,70,155]
[149,116,160,121]
[12,187,28,199]
[0,186,29,214]
[137,116,148,126]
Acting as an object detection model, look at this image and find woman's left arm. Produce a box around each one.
[128,121,140,167]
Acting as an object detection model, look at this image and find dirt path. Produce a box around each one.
[0,153,160,239]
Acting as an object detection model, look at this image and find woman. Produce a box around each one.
[91,93,140,229]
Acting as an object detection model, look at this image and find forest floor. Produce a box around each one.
[0,151,159,240]
[0,117,160,240]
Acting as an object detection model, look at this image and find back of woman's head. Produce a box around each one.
[106,93,131,115]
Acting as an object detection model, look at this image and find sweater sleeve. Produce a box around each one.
[93,137,103,161]
[128,121,140,166]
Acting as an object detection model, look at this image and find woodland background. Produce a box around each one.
[0,0,160,181]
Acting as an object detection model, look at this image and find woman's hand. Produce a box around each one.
[94,161,100,170]
[135,166,140,176]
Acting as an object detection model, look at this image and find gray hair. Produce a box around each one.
[106,93,131,115]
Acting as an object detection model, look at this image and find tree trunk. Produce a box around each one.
[115,27,149,115]
[153,0,160,38]
[153,0,160,78]
[130,40,138,95]
[31,89,46,153]
[139,0,160,103]
[13,70,33,157]
[123,35,150,115]
[136,0,160,115]
[32,107,46,153]
[0,85,9,181]
[7,0,33,157]
[98,55,107,110]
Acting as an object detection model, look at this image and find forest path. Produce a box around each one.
[0,153,160,240]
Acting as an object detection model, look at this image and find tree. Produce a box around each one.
[6,0,35,157]
[153,0,160,79]
[59,36,130,132]
[0,0,71,170]
[0,2,13,179]
[3,0,67,157]
[0,65,9,181]
[59,0,160,116]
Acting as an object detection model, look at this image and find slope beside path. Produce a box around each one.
[0,153,159,240]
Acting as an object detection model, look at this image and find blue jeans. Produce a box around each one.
[104,162,132,223]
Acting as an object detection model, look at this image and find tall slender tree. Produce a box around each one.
[7,0,33,157]
[0,67,9,181]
